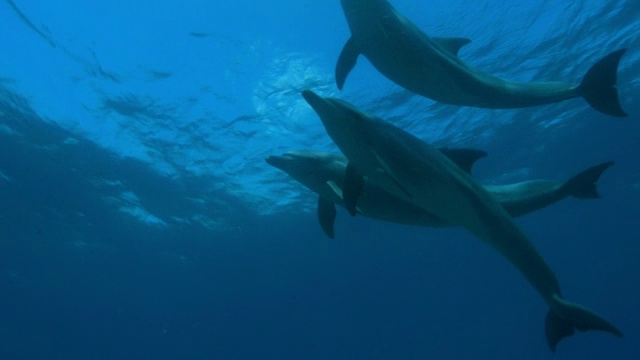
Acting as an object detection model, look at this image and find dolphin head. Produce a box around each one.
[266,151,347,191]
[301,90,372,162]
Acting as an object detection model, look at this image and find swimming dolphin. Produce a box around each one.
[266,150,613,238]
[336,0,627,117]
[267,149,487,237]
[301,89,622,351]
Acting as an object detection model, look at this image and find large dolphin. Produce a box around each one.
[266,150,613,238]
[336,0,627,117]
[301,89,622,350]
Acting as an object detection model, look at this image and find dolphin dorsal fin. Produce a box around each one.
[432,37,472,56]
[438,147,488,175]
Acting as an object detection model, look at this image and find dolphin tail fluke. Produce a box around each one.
[545,295,623,351]
[560,161,614,199]
[578,49,627,117]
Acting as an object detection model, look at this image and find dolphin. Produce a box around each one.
[336,0,627,117]
[301,89,622,350]
[267,149,486,238]
[266,150,613,238]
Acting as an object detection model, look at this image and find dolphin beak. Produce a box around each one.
[265,154,297,170]
[265,155,284,169]
[302,90,340,132]
[301,90,328,114]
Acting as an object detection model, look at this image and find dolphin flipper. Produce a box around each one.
[432,37,472,56]
[336,37,360,90]
[546,295,623,351]
[343,162,364,216]
[579,49,627,117]
[317,195,337,239]
[438,147,488,174]
[560,161,615,199]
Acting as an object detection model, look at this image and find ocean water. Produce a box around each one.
[1,0,639,359]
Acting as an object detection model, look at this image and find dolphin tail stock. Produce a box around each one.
[578,49,627,117]
[545,294,623,351]
[560,161,615,199]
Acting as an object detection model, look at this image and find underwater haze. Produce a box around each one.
[1,0,639,359]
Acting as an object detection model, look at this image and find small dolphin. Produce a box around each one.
[266,150,613,238]
[267,149,485,237]
[301,89,622,351]
[337,0,627,117]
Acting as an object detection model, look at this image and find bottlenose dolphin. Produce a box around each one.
[301,89,622,350]
[267,149,486,237]
[266,151,613,238]
[336,0,627,117]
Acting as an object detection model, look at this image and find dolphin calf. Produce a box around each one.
[266,150,613,238]
[336,0,627,117]
[301,89,622,350]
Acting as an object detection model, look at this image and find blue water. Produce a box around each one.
[1,0,639,359]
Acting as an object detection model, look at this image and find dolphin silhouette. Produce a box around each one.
[302,89,623,350]
[337,0,627,117]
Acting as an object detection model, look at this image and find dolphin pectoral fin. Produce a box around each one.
[336,37,360,90]
[561,161,614,199]
[438,147,488,175]
[545,295,623,351]
[327,181,364,214]
[372,151,413,199]
[317,195,337,239]
[343,162,364,216]
[432,37,472,56]
[578,49,627,117]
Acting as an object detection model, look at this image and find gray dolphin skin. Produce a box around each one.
[336,0,627,117]
[301,89,622,351]
[266,151,613,237]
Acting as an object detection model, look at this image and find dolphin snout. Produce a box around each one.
[265,155,284,168]
[301,90,326,112]
[301,89,320,102]
[265,153,299,170]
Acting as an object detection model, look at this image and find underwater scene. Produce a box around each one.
[1,0,639,359]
